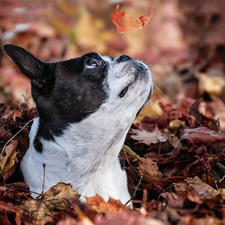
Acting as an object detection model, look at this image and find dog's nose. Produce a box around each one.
[117,55,132,63]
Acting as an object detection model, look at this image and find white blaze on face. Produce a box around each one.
[101,55,152,125]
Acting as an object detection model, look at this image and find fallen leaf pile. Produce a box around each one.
[1,0,225,224]
[0,98,225,224]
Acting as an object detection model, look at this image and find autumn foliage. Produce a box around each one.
[111,5,153,34]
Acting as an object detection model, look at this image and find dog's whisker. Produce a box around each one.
[153,83,164,95]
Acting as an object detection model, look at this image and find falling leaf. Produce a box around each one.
[138,157,162,183]
[111,5,153,34]
[131,126,168,145]
[86,195,130,214]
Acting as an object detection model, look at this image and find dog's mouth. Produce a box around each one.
[119,74,138,98]
[118,63,149,98]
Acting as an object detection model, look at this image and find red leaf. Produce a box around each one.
[111,5,153,34]
[179,126,225,146]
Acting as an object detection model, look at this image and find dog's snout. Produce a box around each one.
[117,55,132,63]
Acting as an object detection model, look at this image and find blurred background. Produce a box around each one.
[0,0,225,128]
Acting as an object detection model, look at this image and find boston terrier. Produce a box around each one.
[3,44,152,205]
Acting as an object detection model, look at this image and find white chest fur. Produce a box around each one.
[21,107,132,204]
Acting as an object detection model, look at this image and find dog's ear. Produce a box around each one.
[3,44,46,88]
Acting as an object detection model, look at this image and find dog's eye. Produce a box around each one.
[86,59,100,68]
[119,86,129,98]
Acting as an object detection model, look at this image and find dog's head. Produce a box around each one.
[3,44,152,144]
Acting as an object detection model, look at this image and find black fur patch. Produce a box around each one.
[3,45,109,153]
[33,53,109,151]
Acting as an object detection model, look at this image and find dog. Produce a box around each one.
[3,44,152,205]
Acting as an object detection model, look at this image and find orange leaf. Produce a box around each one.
[86,194,130,213]
[111,5,153,34]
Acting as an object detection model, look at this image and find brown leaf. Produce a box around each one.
[0,140,18,173]
[3,148,18,174]
[0,201,19,214]
[0,112,15,128]
[0,129,13,143]
[131,126,168,145]
[138,157,162,183]
[168,135,182,149]
[145,176,185,193]
[174,181,190,193]
[86,195,130,213]
[185,176,215,197]
[20,183,80,224]
[0,103,7,117]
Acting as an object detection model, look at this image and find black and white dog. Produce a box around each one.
[3,44,152,204]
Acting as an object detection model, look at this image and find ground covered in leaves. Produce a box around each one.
[1,0,225,224]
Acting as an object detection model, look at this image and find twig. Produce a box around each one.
[219,175,225,183]
[0,118,34,159]
[0,118,34,179]
[125,175,143,205]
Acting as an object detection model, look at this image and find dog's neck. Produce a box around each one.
[23,102,134,201]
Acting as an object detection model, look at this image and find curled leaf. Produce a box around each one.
[131,126,168,145]
[138,157,162,183]
[20,183,80,224]
[86,194,129,213]
[0,140,18,174]
[111,5,153,34]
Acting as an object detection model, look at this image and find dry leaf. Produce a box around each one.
[180,126,225,145]
[138,157,162,183]
[3,148,18,174]
[185,176,215,197]
[131,126,168,145]
[86,195,130,214]
[169,135,182,149]
[169,119,185,129]
[0,140,18,173]
[111,5,153,34]
[198,73,225,96]
[20,183,80,224]
[135,103,163,123]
